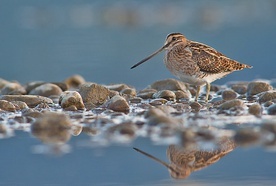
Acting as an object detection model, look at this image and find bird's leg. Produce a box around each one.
[195,86,200,102]
[205,82,211,102]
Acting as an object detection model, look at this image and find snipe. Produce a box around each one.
[131,33,252,102]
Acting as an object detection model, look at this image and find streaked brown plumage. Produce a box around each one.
[131,33,252,102]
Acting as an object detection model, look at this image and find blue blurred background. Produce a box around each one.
[0,0,275,89]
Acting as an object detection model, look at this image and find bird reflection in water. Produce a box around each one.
[134,136,236,179]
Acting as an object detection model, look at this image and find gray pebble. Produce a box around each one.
[231,84,247,94]
[222,90,237,100]
[129,97,142,104]
[267,104,276,115]
[247,81,273,96]
[258,91,276,103]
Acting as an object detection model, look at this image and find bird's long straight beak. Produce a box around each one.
[133,147,171,169]
[130,44,168,69]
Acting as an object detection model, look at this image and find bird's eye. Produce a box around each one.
[172,37,177,41]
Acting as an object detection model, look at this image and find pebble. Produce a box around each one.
[149,98,168,106]
[31,112,72,144]
[174,90,191,100]
[64,74,86,89]
[0,100,16,112]
[219,99,245,110]
[0,82,26,95]
[137,89,157,99]
[152,90,176,101]
[231,84,248,94]
[263,101,274,107]
[104,95,129,112]
[129,97,142,104]
[0,78,10,89]
[120,88,136,97]
[222,90,237,100]
[105,84,129,92]
[22,109,43,118]
[189,102,202,112]
[59,91,85,110]
[150,78,188,91]
[11,101,29,110]
[0,95,53,108]
[248,103,262,117]
[258,91,276,103]
[247,81,273,96]
[78,83,110,109]
[267,104,276,115]
[29,83,63,97]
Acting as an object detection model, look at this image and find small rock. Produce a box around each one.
[0,78,10,89]
[64,74,86,89]
[78,83,110,109]
[59,91,85,110]
[22,109,43,118]
[219,99,245,110]
[11,101,29,110]
[137,89,157,99]
[263,101,274,107]
[29,83,63,97]
[105,84,130,92]
[247,81,273,96]
[149,98,168,106]
[109,90,119,98]
[31,112,72,144]
[189,102,202,112]
[248,103,262,117]
[258,91,276,103]
[222,90,237,100]
[0,95,53,108]
[153,90,176,101]
[1,82,26,95]
[50,82,68,91]
[24,81,45,93]
[267,104,276,115]
[120,88,136,97]
[210,84,221,92]
[174,90,191,100]
[231,84,248,94]
[0,100,16,112]
[129,97,142,104]
[150,78,188,91]
[104,95,129,112]
[234,129,260,146]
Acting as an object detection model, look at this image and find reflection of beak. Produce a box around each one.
[133,147,172,170]
[130,43,169,69]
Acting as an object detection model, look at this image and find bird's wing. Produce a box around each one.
[189,41,247,74]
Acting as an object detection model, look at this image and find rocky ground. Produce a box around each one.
[0,75,276,154]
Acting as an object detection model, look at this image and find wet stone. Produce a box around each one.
[64,74,86,89]
[1,82,26,95]
[120,88,136,97]
[248,103,262,117]
[263,101,274,107]
[258,91,276,103]
[0,78,10,89]
[0,95,53,108]
[137,89,157,99]
[10,101,28,110]
[222,90,237,101]
[149,98,168,106]
[105,84,129,92]
[210,84,221,92]
[0,100,16,112]
[59,91,85,110]
[79,83,110,109]
[267,104,276,115]
[247,81,273,96]
[104,95,129,112]
[219,99,245,110]
[189,102,202,112]
[129,97,142,104]
[150,78,188,91]
[174,90,191,100]
[22,109,43,118]
[153,90,176,101]
[29,83,63,97]
[231,84,248,94]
